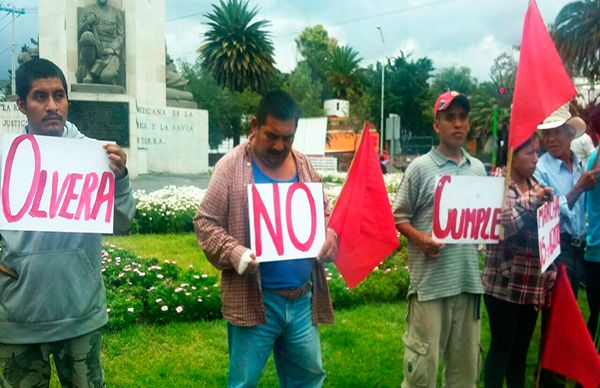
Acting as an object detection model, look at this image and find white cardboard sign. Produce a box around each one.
[0,134,115,233]
[537,196,561,273]
[432,175,504,243]
[248,182,325,262]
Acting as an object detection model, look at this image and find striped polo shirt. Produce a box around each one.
[393,147,485,301]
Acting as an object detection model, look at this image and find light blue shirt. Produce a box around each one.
[534,151,585,236]
[586,148,600,262]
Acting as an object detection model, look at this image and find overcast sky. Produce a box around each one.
[0,0,572,83]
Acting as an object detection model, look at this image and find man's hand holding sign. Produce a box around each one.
[247,182,328,263]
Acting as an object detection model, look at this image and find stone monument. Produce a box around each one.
[165,52,196,109]
[0,0,209,178]
[75,0,125,92]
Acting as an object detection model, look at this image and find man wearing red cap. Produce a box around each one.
[393,91,485,387]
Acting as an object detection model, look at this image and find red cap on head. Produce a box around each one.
[433,91,470,115]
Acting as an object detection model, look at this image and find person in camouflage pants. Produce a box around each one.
[0,330,105,387]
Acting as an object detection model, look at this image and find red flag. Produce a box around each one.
[328,123,399,288]
[541,265,600,387]
[508,0,576,149]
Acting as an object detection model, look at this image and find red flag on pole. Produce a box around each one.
[508,0,576,149]
[328,123,399,288]
[541,265,600,387]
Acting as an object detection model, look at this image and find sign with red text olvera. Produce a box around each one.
[248,183,325,262]
[432,175,504,244]
[0,134,115,233]
[537,196,561,273]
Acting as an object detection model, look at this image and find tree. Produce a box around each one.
[380,52,434,137]
[283,62,325,117]
[199,0,276,94]
[430,66,477,96]
[326,45,363,100]
[294,25,337,90]
[180,60,244,149]
[489,51,517,107]
[552,0,600,82]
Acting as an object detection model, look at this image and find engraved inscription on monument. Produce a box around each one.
[68,101,129,146]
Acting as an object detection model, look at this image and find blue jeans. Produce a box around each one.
[227,290,325,388]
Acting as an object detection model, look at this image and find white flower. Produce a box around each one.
[138,272,146,277]
[174,287,183,293]
[176,306,183,313]
[193,275,200,279]
[161,305,169,311]
[155,298,163,303]
[127,307,134,313]
[106,308,111,313]
[157,274,164,279]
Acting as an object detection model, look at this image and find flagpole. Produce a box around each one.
[498,147,514,240]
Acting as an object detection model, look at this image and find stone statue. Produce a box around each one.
[165,52,196,108]
[76,0,125,86]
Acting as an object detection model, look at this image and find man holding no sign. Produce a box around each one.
[0,58,135,387]
[195,90,337,387]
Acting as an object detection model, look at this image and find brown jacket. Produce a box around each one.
[194,143,334,326]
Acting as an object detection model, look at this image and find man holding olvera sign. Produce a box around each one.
[393,91,485,387]
[194,90,337,387]
[0,58,135,387]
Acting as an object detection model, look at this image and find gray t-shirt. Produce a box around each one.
[393,147,485,301]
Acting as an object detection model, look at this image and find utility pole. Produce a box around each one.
[376,26,385,153]
[0,3,25,96]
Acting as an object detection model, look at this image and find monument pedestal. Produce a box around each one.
[71,83,126,95]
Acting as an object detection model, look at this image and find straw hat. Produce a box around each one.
[537,103,586,138]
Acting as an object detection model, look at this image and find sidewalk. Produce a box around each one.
[130,172,210,192]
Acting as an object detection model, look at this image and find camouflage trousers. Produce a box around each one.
[0,329,105,388]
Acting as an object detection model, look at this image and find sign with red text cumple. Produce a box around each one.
[537,196,561,273]
[432,175,504,244]
[248,183,325,262]
[0,134,115,233]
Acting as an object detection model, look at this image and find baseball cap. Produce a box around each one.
[433,91,470,115]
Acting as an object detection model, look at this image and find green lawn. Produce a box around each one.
[45,233,587,387]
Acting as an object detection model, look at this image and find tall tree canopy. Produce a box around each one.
[430,66,477,97]
[382,53,434,137]
[295,24,337,85]
[552,0,600,82]
[326,45,363,100]
[199,0,276,93]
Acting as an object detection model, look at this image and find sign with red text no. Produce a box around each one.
[248,183,325,261]
[0,134,115,233]
[537,196,561,273]
[432,175,504,244]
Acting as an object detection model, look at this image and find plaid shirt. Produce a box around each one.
[483,171,556,308]
[194,143,334,326]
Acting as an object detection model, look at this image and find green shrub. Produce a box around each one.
[102,245,221,330]
[102,236,410,330]
[327,247,409,309]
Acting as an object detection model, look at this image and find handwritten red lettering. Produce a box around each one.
[285,183,317,252]
[252,183,284,256]
[1,135,115,225]
[2,134,41,222]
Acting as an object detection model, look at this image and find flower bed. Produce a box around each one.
[103,235,409,330]
[130,172,403,234]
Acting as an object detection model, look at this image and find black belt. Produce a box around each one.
[270,282,312,299]
[561,233,585,248]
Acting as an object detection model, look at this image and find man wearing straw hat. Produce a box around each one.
[534,103,597,299]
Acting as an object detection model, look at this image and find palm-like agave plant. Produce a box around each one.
[199,0,276,93]
[553,0,600,82]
